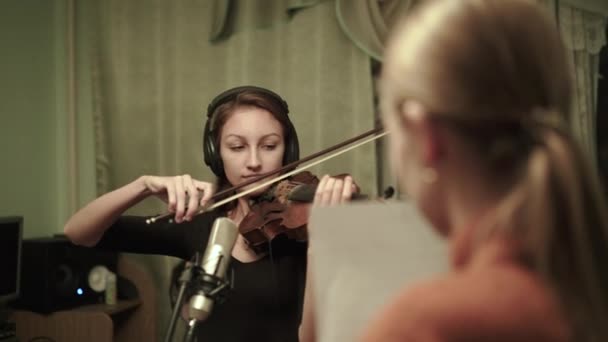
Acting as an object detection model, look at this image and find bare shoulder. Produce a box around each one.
[361,266,570,342]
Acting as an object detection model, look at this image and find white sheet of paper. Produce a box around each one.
[309,201,448,342]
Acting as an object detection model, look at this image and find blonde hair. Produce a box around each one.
[381,0,608,340]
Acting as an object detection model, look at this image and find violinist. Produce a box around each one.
[63,86,357,342]
[354,0,608,341]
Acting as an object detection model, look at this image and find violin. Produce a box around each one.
[146,127,390,254]
[239,171,319,254]
[239,171,395,254]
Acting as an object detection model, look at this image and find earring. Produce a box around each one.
[421,168,438,184]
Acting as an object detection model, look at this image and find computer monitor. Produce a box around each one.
[0,216,22,304]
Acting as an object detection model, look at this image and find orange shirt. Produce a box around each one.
[361,224,571,342]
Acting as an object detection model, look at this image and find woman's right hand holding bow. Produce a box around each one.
[64,174,214,246]
[142,175,215,223]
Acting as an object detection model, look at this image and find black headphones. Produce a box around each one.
[203,86,300,177]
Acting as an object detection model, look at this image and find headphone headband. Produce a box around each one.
[206,85,289,118]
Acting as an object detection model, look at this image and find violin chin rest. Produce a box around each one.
[286,184,370,202]
[287,184,317,202]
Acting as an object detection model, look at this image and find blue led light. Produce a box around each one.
[76,288,84,296]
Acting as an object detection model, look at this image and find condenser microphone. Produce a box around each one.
[187,217,238,322]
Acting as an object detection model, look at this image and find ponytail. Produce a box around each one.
[488,120,608,341]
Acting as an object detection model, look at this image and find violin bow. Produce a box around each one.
[146,128,389,224]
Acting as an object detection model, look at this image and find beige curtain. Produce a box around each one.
[558,2,606,168]
[208,0,324,42]
[540,0,607,167]
[335,0,416,61]
[81,0,376,339]
[208,0,416,62]
[332,0,418,196]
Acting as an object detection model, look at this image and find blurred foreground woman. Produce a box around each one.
[362,0,608,341]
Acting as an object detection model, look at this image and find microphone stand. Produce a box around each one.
[164,253,199,342]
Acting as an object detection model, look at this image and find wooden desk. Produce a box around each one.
[10,256,157,342]
[11,300,140,342]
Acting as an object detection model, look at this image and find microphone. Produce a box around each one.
[187,217,238,321]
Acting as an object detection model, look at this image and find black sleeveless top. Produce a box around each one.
[95,211,307,342]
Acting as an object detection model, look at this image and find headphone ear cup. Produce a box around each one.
[283,121,300,165]
[203,120,224,177]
